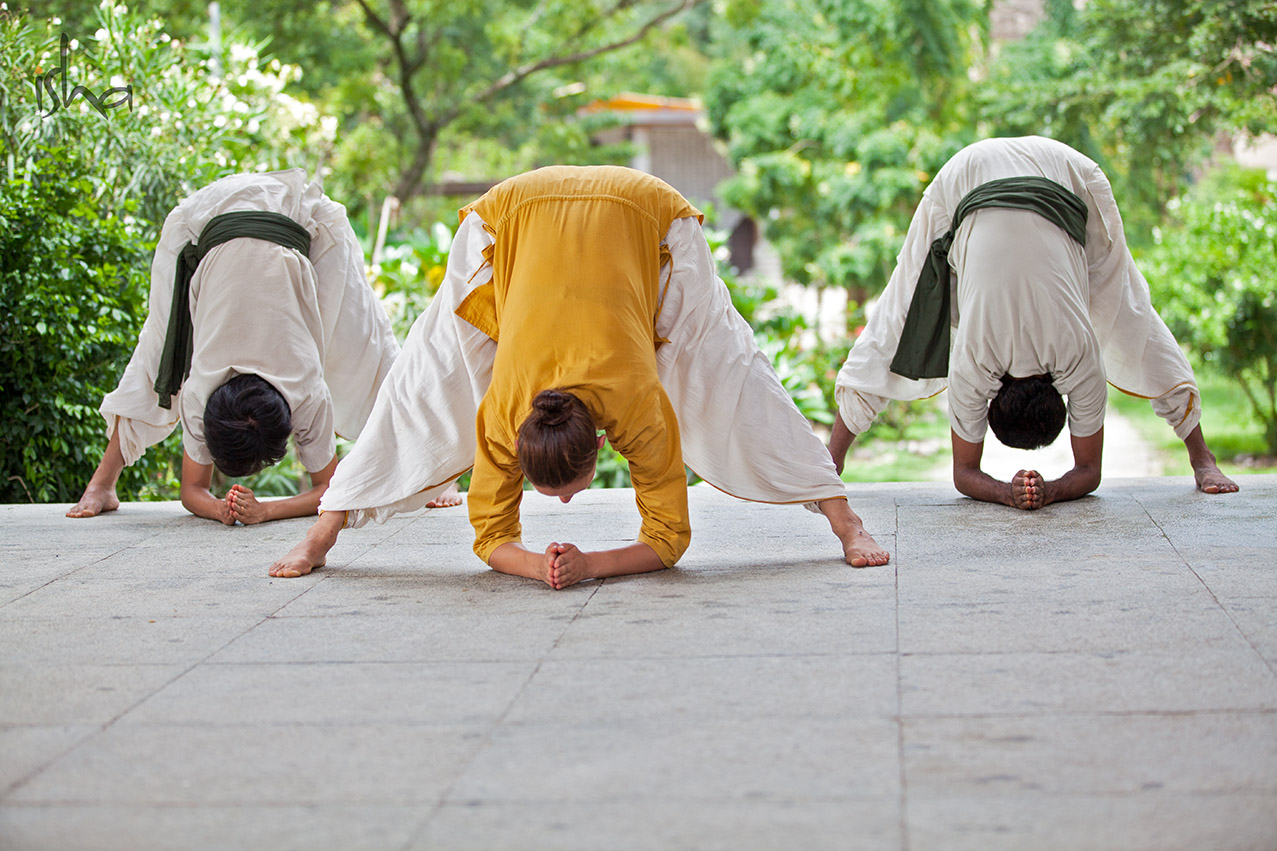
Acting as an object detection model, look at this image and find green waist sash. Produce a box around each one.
[888,176,1089,381]
[153,210,312,408]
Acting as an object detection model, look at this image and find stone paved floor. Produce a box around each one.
[1,476,1275,850]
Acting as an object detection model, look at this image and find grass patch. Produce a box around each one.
[840,398,951,483]
[1107,370,1277,476]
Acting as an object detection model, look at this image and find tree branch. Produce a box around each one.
[353,0,394,41]
[367,0,703,200]
[468,0,698,109]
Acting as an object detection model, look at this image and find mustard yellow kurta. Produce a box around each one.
[455,166,701,567]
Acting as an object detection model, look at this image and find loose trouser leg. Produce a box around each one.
[653,218,846,505]
[319,215,497,526]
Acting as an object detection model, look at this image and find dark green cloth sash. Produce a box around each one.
[153,211,312,408]
[888,176,1089,381]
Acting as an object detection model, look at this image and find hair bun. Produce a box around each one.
[532,389,573,427]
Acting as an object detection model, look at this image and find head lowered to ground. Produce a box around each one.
[987,373,1067,450]
[203,373,292,477]
[517,388,604,501]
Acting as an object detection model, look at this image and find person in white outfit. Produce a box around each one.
[829,136,1238,509]
[66,170,427,524]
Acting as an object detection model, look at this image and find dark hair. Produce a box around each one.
[203,374,292,477]
[517,389,597,488]
[987,374,1066,450]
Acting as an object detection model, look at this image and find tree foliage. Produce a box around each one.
[0,151,182,502]
[2,2,332,238]
[349,0,705,201]
[981,0,1277,238]
[0,3,326,502]
[704,0,985,311]
[1141,166,1277,454]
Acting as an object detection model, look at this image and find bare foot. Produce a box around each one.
[1195,462,1239,495]
[67,484,120,518]
[1184,426,1239,495]
[269,511,344,578]
[426,484,463,508]
[842,526,890,567]
[1011,469,1045,510]
[817,498,890,567]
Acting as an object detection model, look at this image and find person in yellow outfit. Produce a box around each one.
[270,166,889,587]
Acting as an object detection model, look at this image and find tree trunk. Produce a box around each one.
[394,124,438,202]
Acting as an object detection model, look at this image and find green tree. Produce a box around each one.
[704,0,986,313]
[981,0,1277,239]
[327,0,706,203]
[1141,165,1277,454]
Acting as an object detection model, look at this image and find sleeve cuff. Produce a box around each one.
[475,533,524,565]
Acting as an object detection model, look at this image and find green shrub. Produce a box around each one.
[372,222,453,341]
[0,150,180,502]
[1141,165,1277,454]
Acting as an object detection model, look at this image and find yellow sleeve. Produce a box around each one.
[613,393,691,567]
[468,412,526,563]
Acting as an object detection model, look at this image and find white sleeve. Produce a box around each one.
[945,357,997,444]
[290,386,337,472]
[1063,370,1108,439]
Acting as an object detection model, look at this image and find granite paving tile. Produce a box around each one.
[0,804,428,851]
[7,724,486,804]
[412,799,902,851]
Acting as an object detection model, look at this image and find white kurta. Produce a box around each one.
[101,169,399,472]
[835,135,1200,444]
[321,214,847,527]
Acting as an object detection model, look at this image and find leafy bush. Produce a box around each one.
[372,222,452,341]
[1141,164,1277,454]
[2,2,333,240]
[0,150,180,502]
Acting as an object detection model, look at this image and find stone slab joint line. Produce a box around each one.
[1136,493,1277,682]
[400,580,605,846]
[1132,494,1234,607]
[1,730,94,800]
[892,498,910,851]
[402,661,549,845]
[3,540,137,608]
[552,578,606,647]
[3,608,277,799]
